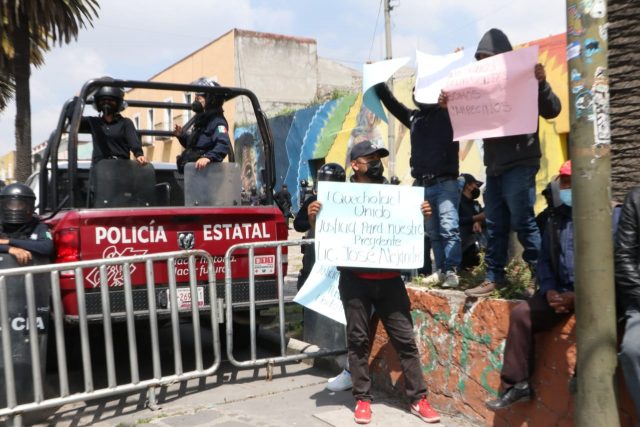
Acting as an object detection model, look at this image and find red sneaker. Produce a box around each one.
[354,400,372,424]
[410,397,440,423]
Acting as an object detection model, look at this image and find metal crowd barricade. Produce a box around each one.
[224,239,346,369]
[0,250,221,427]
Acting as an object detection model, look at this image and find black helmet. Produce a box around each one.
[0,183,36,225]
[300,179,308,187]
[194,77,223,110]
[93,81,125,114]
[317,163,346,182]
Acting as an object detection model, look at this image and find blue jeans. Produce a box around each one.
[424,179,461,272]
[484,165,541,283]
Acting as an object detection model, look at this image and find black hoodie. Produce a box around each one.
[475,29,562,176]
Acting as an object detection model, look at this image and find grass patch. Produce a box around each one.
[412,250,534,300]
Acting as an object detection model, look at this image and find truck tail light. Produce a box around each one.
[276,222,288,241]
[55,228,80,263]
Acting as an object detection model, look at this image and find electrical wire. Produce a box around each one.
[368,0,384,61]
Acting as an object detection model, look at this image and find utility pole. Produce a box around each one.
[566,1,619,425]
[384,0,396,177]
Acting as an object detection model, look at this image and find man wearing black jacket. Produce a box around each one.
[615,187,640,415]
[375,82,461,288]
[0,184,53,264]
[457,28,562,297]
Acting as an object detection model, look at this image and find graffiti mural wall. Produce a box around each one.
[235,33,569,213]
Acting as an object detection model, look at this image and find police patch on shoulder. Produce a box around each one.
[217,125,228,134]
[30,233,38,240]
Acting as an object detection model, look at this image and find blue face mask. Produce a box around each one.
[559,188,572,207]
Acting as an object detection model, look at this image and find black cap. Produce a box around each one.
[461,173,483,187]
[350,140,389,161]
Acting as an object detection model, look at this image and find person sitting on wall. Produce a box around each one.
[486,160,574,410]
[615,186,640,417]
[0,184,54,264]
[458,173,485,270]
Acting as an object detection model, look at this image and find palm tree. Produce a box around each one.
[610,0,640,201]
[0,74,13,112]
[0,0,99,182]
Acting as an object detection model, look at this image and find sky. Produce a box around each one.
[0,0,567,155]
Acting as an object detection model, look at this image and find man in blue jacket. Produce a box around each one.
[174,78,230,173]
[459,28,562,297]
[486,161,573,410]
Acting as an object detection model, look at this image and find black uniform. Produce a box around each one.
[0,217,54,259]
[80,115,143,164]
[294,195,317,289]
[458,195,484,269]
[177,109,231,172]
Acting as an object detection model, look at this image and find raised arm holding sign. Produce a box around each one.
[447,28,562,300]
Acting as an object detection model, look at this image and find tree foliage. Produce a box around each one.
[0,0,99,181]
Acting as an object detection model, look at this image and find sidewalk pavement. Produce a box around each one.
[37,360,478,426]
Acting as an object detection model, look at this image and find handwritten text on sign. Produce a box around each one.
[294,264,345,324]
[315,181,424,269]
[443,46,539,141]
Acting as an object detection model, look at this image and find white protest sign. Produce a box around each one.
[315,181,425,269]
[443,46,540,140]
[362,57,411,123]
[293,264,345,324]
[415,49,467,104]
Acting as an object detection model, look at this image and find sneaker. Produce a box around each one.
[485,381,532,410]
[326,369,352,391]
[464,280,498,298]
[421,270,444,286]
[410,396,440,423]
[354,400,372,424]
[442,271,459,288]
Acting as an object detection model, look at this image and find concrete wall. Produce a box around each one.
[369,287,638,426]
[316,57,361,100]
[233,29,318,120]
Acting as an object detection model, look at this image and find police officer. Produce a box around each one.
[81,80,147,166]
[0,184,53,264]
[294,163,346,289]
[174,78,231,173]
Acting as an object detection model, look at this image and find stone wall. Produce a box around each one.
[368,287,638,426]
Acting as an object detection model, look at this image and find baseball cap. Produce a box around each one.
[461,173,483,187]
[558,160,572,176]
[350,140,389,161]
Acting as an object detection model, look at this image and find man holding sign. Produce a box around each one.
[308,140,440,424]
[441,28,562,298]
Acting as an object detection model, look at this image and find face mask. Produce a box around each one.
[365,159,384,180]
[99,101,116,116]
[191,100,204,114]
[471,188,481,199]
[559,188,572,207]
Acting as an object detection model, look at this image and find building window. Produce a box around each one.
[163,98,173,132]
[184,93,192,124]
[145,109,154,145]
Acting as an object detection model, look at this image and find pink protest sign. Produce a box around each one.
[444,46,540,141]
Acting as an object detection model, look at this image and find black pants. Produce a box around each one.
[339,271,427,402]
[500,292,570,389]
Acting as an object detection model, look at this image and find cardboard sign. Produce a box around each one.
[293,264,345,324]
[314,181,425,269]
[415,49,467,104]
[444,46,540,140]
